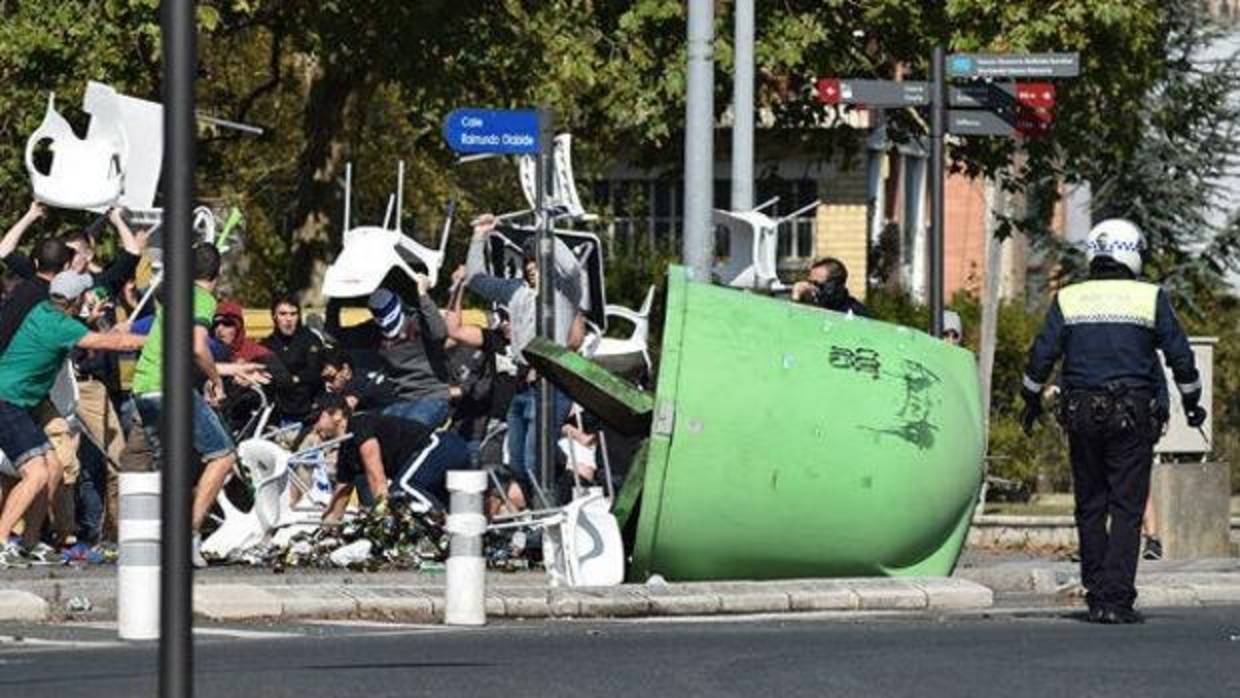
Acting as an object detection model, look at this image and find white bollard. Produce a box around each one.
[444,470,488,626]
[118,472,161,640]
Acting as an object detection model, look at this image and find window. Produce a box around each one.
[588,176,818,262]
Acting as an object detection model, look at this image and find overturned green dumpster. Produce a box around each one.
[526,265,985,582]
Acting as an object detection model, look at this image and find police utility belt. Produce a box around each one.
[1056,384,1162,434]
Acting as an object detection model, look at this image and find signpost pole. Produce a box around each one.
[928,47,946,338]
[160,0,195,696]
[535,109,556,506]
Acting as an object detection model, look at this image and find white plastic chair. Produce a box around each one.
[84,81,163,212]
[712,199,820,291]
[541,488,624,587]
[323,161,454,297]
[582,285,655,376]
[26,93,126,210]
[515,133,597,223]
[711,208,783,291]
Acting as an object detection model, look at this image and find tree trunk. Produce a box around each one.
[284,58,370,299]
[978,177,1005,441]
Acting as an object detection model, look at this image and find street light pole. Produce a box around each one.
[160,0,196,696]
[730,0,755,212]
[683,0,715,279]
[928,47,947,337]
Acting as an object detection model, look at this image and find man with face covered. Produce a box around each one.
[790,257,869,317]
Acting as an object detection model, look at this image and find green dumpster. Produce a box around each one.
[527,265,985,582]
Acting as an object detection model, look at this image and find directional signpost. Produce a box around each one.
[947,52,1080,79]
[816,78,929,107]
[816,50,1078,337]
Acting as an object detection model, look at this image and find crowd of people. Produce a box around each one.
[0,196,933,571]
[0,207,628,569]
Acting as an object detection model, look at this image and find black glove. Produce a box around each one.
[1182,388,1206,428]
[1020,388,1043,437]
[1185,404,1207,428]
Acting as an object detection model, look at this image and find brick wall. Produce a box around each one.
[815,170,870,300]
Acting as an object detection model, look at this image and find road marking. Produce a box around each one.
[64,621,302,641]
[305,620,447,630]
[192,627,303,640]
[0,635,125,650]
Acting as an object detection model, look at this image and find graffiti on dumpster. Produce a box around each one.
[860,359,941,450]
[828,345,882,380]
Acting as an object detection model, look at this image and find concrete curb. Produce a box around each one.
[0,590,50,622]
[184,577,993,623]
[955,559,1240,609]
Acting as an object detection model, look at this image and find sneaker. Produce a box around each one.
[191,533,208,569]
[1142,536,1163,561]
[24,542,60,566]
[0,541,30,569]
[62,542,106,565]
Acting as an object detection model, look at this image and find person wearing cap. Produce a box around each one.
[361,275,453,429]
[313,393,472,519]
[942,310,963,346]
[260,293,323,424]
[0,270,145,567]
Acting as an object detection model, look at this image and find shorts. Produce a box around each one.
[0,399,52,469]
[133,392,236,466]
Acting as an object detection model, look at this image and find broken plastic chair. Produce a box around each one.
[322,161,455,297]
[201,491,264,559]
[582,284,655,379]
[711,198,820,291]
[539,488,624,587]
[26,93,126,210]
[84,82,163,212]
[512,133,597,223]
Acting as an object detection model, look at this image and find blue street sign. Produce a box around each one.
[442,108,542,155]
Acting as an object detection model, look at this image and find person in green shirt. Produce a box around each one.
[0,271,145,568]
[130,243,265,568]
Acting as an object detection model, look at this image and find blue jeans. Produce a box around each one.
[505,385,572,486]
[134,392,235,470]
[74,437,106,544]
[382,398,450,429]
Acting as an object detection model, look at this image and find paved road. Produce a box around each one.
[2,607,1238,698]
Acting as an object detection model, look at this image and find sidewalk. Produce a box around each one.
[2,551,1238,624]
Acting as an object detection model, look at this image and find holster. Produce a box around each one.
[1059,384,1155,437]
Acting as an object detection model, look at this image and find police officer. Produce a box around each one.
[1021,219,1205,625]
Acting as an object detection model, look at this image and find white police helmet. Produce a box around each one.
[1085,218,1144,276]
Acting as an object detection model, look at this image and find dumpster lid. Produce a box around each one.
[522,338,654,436]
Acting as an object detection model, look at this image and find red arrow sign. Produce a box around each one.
[1015,82,1056,109]
[816,78,842,105]
[1016,106,1054,137]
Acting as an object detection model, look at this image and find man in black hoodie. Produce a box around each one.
[261,293,324,423]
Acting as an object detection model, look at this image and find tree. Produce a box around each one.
[0,1,1185,306]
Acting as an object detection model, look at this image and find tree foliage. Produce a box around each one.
[0,0,1203,306]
